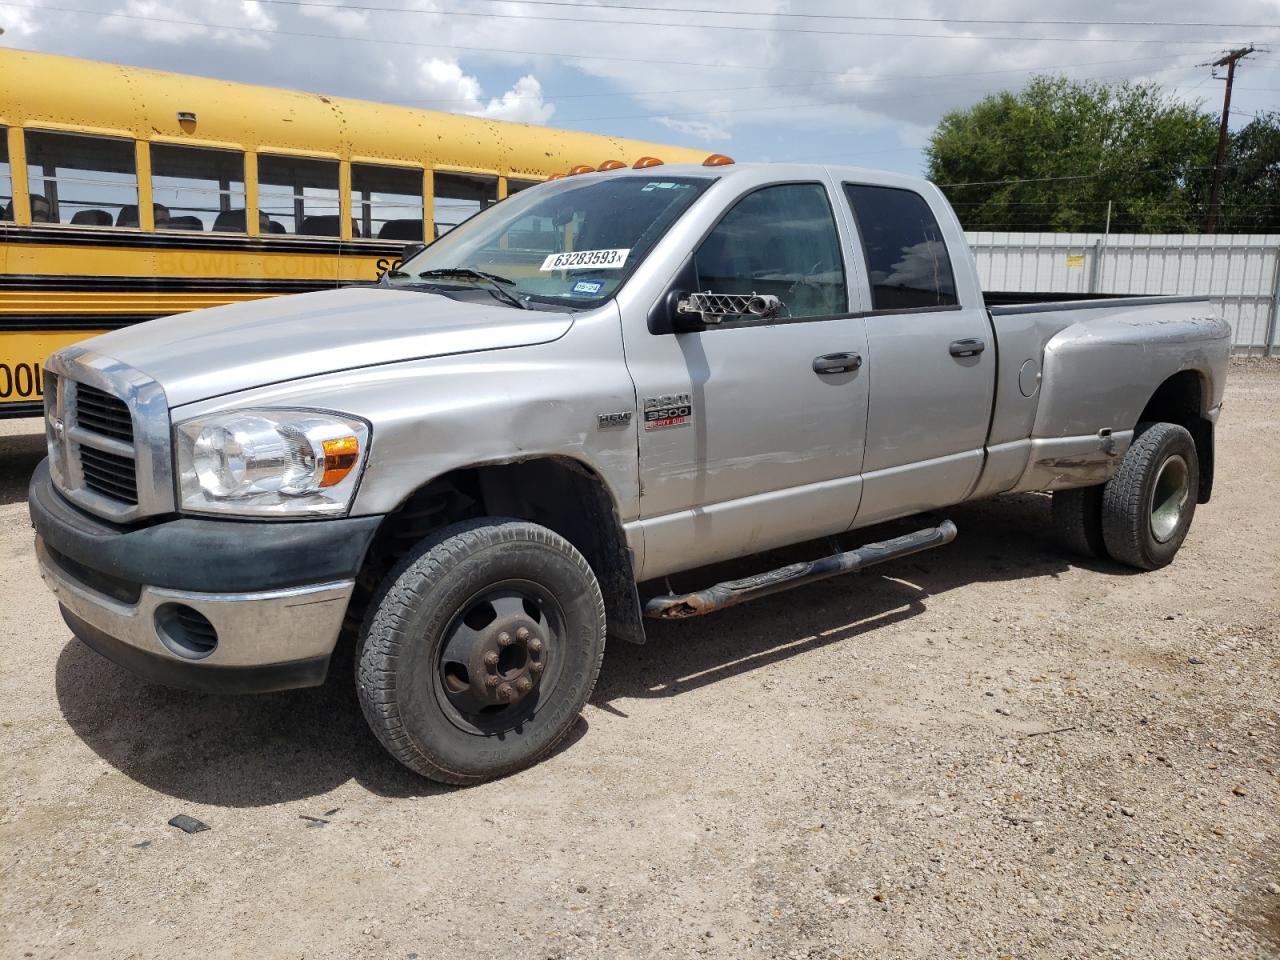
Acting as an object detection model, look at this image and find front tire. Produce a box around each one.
[356,518,606,784]
[1101,422,1199,570]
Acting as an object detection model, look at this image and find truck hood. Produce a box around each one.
[83,286,574,407]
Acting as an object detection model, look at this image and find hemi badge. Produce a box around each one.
[597,411,632,428]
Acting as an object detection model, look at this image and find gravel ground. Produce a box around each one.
[1,361,1277,960]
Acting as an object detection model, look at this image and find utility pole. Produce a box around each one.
[1203,45,1255,234]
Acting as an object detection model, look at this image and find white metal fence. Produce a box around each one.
[966,232,1280,356]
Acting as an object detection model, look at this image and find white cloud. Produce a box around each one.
[655,116,732,143]
[414,58,554,124]
[297,2,369,34]
[100,0,278,49]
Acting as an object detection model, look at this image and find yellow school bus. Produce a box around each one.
[0,48,708,417]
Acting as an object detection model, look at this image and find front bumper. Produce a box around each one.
[29,459,381,693]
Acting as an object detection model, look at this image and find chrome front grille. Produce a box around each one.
[75,385,135,444]
[44,347,174,523]
[78,445,139,504]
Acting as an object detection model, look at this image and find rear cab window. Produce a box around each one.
[843,183,957,312]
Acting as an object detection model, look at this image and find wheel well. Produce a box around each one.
[1138,370,1214,503]
[347,458,646,646]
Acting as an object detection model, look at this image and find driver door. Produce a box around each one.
[623,180,871,580]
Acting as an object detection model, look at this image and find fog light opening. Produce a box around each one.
[155,603,219,660]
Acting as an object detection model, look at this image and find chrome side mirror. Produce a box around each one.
[676,291,783,324]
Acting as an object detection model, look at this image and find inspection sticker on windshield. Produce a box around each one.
[572,280,604,295]
[540,248,630,271]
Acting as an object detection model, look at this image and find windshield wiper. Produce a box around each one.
[417,268,527,310]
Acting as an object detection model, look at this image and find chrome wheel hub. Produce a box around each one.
[1150,454,1190,543]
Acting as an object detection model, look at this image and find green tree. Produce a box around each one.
[926,76,1218,233]
[1217,111,1280,233]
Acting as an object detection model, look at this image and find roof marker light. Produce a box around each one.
[568,164,596,176]
[548,173,567,180]
[633,156,664,169]
[598,159,627,171]
[703,154,735,167]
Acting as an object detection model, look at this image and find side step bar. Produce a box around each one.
[644,520,958,619]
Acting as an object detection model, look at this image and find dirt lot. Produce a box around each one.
[1,361,1277,960]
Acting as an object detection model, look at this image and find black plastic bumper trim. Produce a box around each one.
[29,458,382,594]
[63,608,330,693]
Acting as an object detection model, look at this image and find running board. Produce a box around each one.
[643,520,958,619]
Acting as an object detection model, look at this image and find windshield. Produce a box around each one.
[388,174,713,307]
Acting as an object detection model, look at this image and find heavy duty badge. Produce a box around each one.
[643,393,693,430]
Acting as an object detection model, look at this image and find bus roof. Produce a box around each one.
[0,47,709,179]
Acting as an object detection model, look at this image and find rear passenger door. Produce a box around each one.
[841,182,996,527]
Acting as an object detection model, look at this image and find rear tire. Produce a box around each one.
[356,518,606,784]
[1101,422,1199,570]
[1052,485,1106,559]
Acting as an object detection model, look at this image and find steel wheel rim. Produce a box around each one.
[433,579,566,736]
[1150,454,1190,543]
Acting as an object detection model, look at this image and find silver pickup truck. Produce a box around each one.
[30,161,1230,783]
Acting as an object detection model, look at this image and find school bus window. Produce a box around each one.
[24,130,138,227]
[434,172,498,236]
[0,131,12,221]
[352,163,423,241]
[151,144,245,232]
[258,154,342,236]
[507,179,542,195]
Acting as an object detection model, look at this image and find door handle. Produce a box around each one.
[949,338,986,358]
[813,352,862,375]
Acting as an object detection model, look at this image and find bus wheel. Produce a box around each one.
[356,518,606,784]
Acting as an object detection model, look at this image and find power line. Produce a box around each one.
[0,1,1263,49]
[399,55,1198,105]
[246,0,1280,31]
[553,61,1206,124]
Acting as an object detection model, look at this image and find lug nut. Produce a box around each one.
[497,683,514,702]
[497,631,513,647]
[485,675,500,688]
[516,626,531,642]
[483,651,499,667]
[530,660,544,674]
[516,676,532,693]
[529,638,544,654]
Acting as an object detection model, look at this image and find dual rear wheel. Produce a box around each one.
[1052,421,1199,570]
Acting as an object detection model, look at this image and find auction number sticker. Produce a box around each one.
[540,248,630,271]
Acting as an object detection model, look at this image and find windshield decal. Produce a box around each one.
[540,248,630,271]
[572,280,604,295]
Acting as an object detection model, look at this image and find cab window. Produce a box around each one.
[694,182,847,319]
[353,163,423,241]
[258,154,342,236]
[844,183,958,311]
[151,145,245,232]
[25,131,138,226]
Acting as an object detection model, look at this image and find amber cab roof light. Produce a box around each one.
[547,173,567,180]
[567,164,596,176]
[598,159,627,171]
[633,156,664,169]
[703,153,735,167]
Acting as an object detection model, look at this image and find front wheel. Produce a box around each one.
[356,518,606,784]
[1101,422,1199,570]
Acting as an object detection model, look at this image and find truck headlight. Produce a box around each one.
[175,410,369,517]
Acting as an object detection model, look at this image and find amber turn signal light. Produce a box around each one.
[320,436,360,487]
[703,154,735,167]
[633,156,663,169]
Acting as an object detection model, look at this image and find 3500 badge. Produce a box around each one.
[643,393,693,431]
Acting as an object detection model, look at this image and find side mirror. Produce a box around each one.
[676,291,783,324]
[402,242,426,261]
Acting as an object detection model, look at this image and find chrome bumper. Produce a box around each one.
[37,536,353,686]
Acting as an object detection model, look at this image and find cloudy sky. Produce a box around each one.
[2,0,1278,174]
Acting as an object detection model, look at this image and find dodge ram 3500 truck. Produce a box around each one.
[31,162,1230,783]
